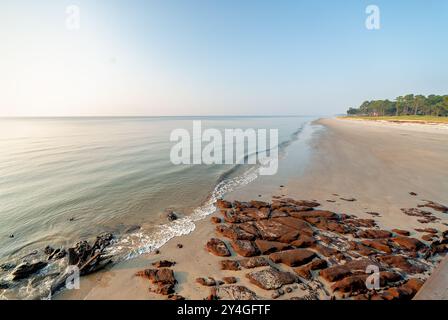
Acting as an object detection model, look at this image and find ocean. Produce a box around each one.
[0,116,317,299]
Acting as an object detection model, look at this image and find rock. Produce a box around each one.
[415,228,438,234]
[348,241,376,256]
[167,211,178,221]
[290,210,338,221]
[273,217,314,235]
[294,259,327,279]
[167,294,185,300]
[252,219,296,241]
[331,274,368,293]
[391,236,425,251]
[136,268,177,295]
[211,217,221,224]
[67,233,114,275]
[0,281,9,289]
[177,243,183,249]
[152,260,175,268]
[357,229,392,239]
[9,234,14,238]
[402,278,424,293]
[422,234,436,241]
[214,285,259,300]
[340,197,357,202]
[231,240,260,257]
[290,235,316,248]
[254,240,291,254]
[196,277,216,286]
[269,249,316,267]
[409,192,418,196]
[401,208,438,224]
[285,287,293,293]
[216,225,256,241]
[220,260,240,271]
[392,229,410,236]
[48,248,67,260]
[314,219,351,234]
[249,200,270,209]
[312,244,340,257]
[221,209,255,223]
[246,267,297,290]
[417,201,448,213]
[154,249,160,254]
[216,199,232,209]
[361,239,393,253]
[346,218,376,228]
[12,262,48,281]
[206,238,231,257]
[44,246,55,255]
[223,277,237,284]
[239,257,270,269]
[0,263,15,271]
[125,225,141,233]
[269,210,290,218]
[377,255,426,274]
[366,212,381,217]
[319,259,381,283]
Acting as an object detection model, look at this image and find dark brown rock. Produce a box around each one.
[231,240,260,257]
[291,235,316,248]
[152,260,175,268]
[312,244,340,257]
[417,201,448,213]
[378,255,426,274]
[294,259,327,279]
[269,249,316,267]
[348,241,376,256]
[391,236,425,251]
[211,217,222,224]
[216,199,232,209]
[361,239,393,253]
[415,228,438,234]
[392,229,410,236]
[216,225,256,241]
[255,240,291,254]
[220,260,240,271]
[320,265,351,282]
[206,238,231,257]
[223,277,237,284]
[357,229,392,239]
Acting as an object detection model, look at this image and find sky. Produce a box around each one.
[1,0,447,117]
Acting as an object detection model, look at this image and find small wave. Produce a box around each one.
[111,122,307,260]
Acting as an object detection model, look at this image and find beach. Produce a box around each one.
[56,117,448,300]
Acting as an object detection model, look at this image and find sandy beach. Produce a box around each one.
[57,117,448,300]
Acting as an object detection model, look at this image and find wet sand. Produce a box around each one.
[57,117,448,300]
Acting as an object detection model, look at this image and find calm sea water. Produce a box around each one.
[0,116,315,298]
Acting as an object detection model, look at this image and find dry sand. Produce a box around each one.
[57,117,448,300]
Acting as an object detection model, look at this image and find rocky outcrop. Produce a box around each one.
[136,268,177,295]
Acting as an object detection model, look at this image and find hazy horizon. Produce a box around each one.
[1,0,447,117]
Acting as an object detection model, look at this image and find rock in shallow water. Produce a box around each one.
[12,261,47,281]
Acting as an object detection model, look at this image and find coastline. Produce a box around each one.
[57,117,448,300]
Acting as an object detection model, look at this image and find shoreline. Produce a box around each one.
[55,117,448,300]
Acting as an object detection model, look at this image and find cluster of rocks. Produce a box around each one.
[199,197,447,300]
[135,260,184,300]
[0,233,115,296]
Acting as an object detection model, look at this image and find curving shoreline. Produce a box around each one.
[53,117,448,300]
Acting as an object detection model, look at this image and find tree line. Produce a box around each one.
[347,94,448,117]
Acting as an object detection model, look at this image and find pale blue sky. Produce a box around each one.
[1,0,447,116]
